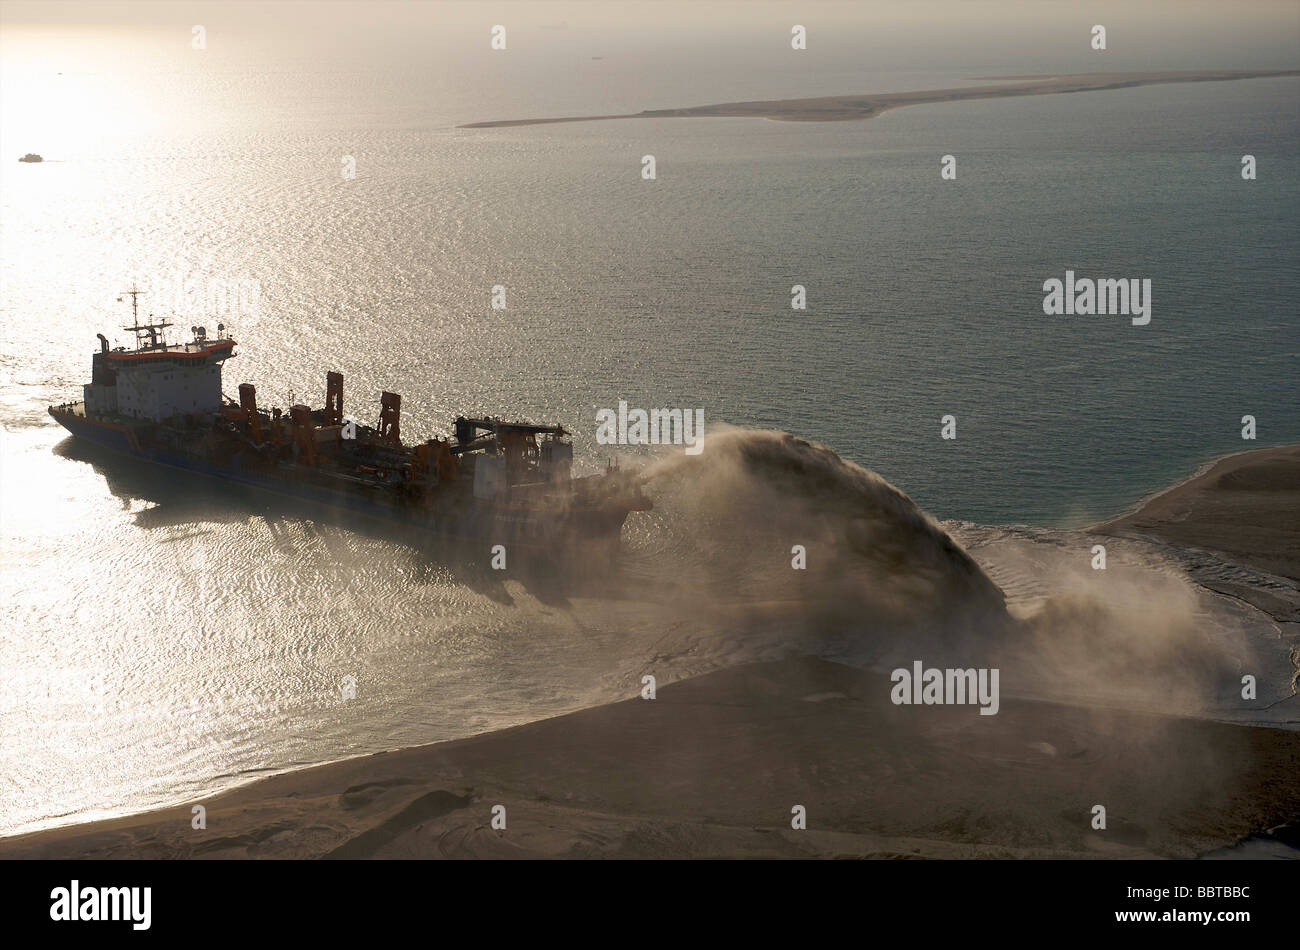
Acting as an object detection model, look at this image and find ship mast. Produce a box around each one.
[119,286,173,351]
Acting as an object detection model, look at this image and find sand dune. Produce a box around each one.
[460,69,1300,128]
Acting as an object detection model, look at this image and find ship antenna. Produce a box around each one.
[119,285,144,347]
[118,285,172,350]
[121,285,142,325]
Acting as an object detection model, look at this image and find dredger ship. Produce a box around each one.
[49,290,651,544]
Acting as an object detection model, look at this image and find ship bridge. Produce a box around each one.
[84,288,238,422]
[102,338,236,365]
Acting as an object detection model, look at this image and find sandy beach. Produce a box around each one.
[1,653,1296,860]
[2,443,1297,860]
[460,69,1300,128]
[1096,443,1300,621]
[2,441,1289,857]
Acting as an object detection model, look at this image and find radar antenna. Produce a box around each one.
[118,286,173,351]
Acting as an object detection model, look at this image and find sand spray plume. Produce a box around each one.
[995,543,1278,717]
[613,426,1010,667]
[613,427,1267,723]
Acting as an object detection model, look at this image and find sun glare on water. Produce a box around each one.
[0,30,200,161]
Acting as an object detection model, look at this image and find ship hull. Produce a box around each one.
[49,407,631,548]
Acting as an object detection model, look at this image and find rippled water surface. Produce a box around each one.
[2,21,1297,836]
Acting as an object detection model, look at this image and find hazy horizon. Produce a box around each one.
[1,0,1296,871]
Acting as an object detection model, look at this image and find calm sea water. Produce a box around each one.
[1,44,1296,836]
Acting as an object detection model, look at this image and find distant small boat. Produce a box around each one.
[18,153,43,163]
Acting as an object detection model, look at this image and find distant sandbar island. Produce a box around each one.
[460,69,1300,128]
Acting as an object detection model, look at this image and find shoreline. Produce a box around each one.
[3,442,1297,858]
[1094,443,1300,621]
[3,655,1298,859]
[459,69,1300,128]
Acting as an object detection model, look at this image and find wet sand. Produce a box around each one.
[1096,444,1300,620]
[2,652,1297,859]
[460,69,1300,128]
[4,444,1297,860]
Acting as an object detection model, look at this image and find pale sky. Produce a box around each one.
[3,1,1298,72]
